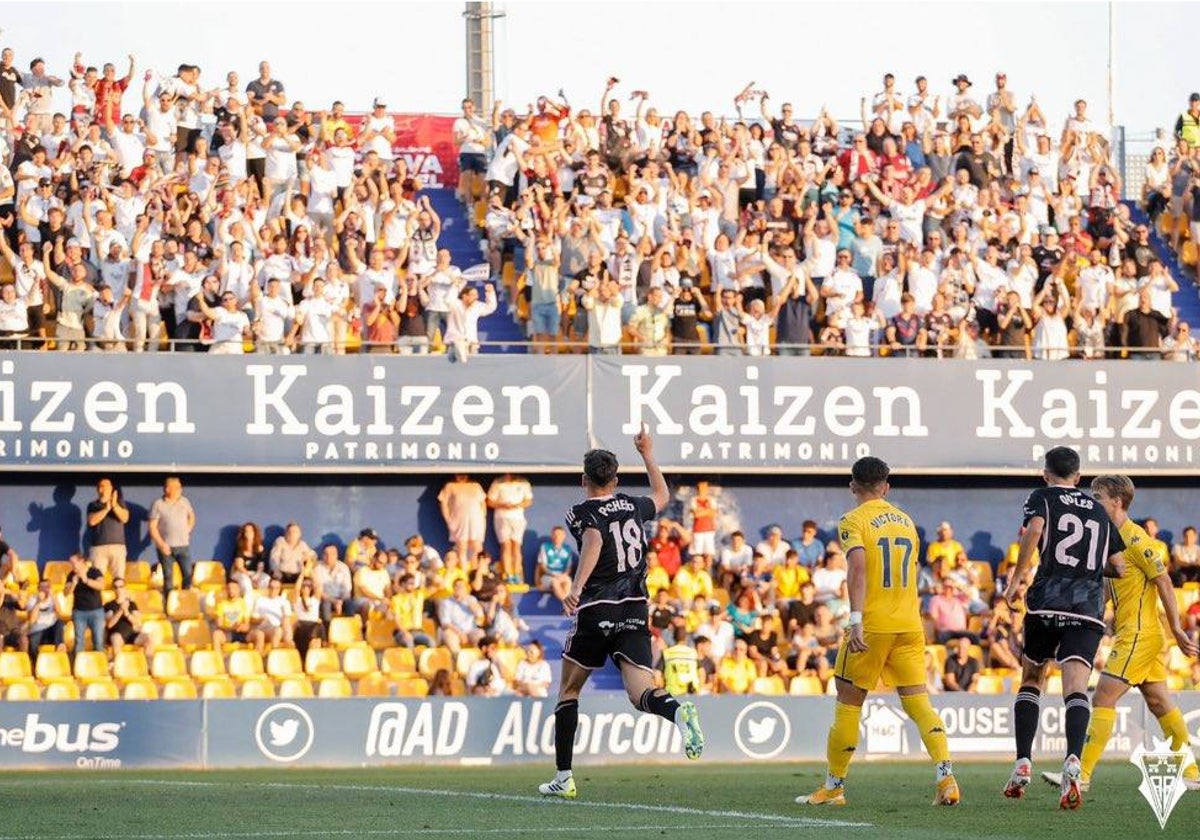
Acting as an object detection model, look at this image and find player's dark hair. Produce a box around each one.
[583,449,619,488]
[850,456,890,489]
[672,625,689,644]
[1044,446,1080,481]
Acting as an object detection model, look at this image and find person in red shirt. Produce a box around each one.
[689,481,718,558]
[93,55,135,127]
[649,519,690,578]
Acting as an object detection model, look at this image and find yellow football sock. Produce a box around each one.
[1158,708,1190,752]
[826,702,862,780]
[901,693,950,764]
[1081,706,1117,780]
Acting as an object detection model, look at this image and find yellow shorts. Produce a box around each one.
[1103,634,1168,686]
[834,629,926,691]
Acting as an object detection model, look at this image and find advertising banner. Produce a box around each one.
[0,701,203,769]
[343,113,459,188]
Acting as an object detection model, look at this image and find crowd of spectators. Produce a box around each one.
[3,476,1200,698]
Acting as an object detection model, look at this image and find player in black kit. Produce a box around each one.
[538,426,705,799]
[1001,446,1126,809]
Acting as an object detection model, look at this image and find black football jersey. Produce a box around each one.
[565,493,658,608]
[1022,485,1125,625]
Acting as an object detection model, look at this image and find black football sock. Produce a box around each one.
[637,687,681,723]
[554,699,579,773]
[1064,692,1091,760]
[1014,686,1041,762]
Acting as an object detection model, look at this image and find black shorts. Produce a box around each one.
[1022,613,1103,667]
[26,305,44,331]
[458,152,487,174]
[563,599,653,672]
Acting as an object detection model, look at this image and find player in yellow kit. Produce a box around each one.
[1041,474,1200,792]
[797,457,960,808]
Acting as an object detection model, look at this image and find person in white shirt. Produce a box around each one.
[0,282,31,346]
[263,117,301,205]
[444,281,497,362]
[820,250,864,319]
[1140,260,1179,319]
[109,114,148,177]
[250,578,294,657]
[192,288,251,354]
[0,237,47,345]
[513,640,552,698]
[289,277,339,353]
[254,278,294,354]
[91,283,130,351]
[360,97,396,162]
[453,98,490,201]
[487,474,534,585]
[906,248,939,316]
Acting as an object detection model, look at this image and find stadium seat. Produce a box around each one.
[110,650,149,686]
[1167,674,1186,691]
[366,617,396,650]
[327,616,364,649]
[455,647,482,676]
[926,645,948,673]
[318,675,354,698]
[356,672,391,697]
[45,680,81,701]
[382,647,417,676]
[752,676,786,695]
[43,561,72,589]
[161,678,198,700]
[0,651,32,684]
[970,561,994,599]
[151,649,188,682]
[193,561,226,591]
[84,679,121,700]
[975,674,1006,694]
[228,650,265,682]
[167,589,202,620]
[418,646,453,680]
[304,647,342,678]
[73,651,110,684]
[1167,645,1192,674]
[493,648,524,680]
[267,648,304,680]
[278,676,314,698]
[342,645,379,680]
[190,650,228,682]
[16,560,39,587]
[130,589,165,617]
[1045,674,1064,695]
[203,677,238,699]
[449,675,467,696]
[4,678,41,700]
[240,675,276,698]
[124,561,154,590]
[122,678,160,700]
[1183,240,1199,268]
[141,618,175,649]
[177,619,213,652]
[35,651,74,684]
[394,676,429,697]
[789,675,824,695]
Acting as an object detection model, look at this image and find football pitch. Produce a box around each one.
[0,762,1194,840]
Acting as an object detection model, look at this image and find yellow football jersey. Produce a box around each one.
[838,498,922,634]
[1109,519,1168,641]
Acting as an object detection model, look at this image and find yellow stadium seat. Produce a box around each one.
[455,648,482,676]
[366,617,396,651]
[0,651,32,684]
[141,618,175,649]
[267,648,304,680]
[1159,212,1177,237]
[1045,673,1064,695]
[167,589,202,620]
[342,645,379,680]
[422,616,438,639]
[240,675,276,698]
[967,616,986,637]
[130,589,165,617]
[161,678,198,700]
[203,677,238,699]
[43,561,72,589]
[975,674,1007,694]
[327,616,364,649]
[382,647,417,676]
[73,651,110,684]
[450,675,467,696]
[356,672,391,697]
[304,647,342,678]
[122,677,159,700]
[418,647,453,680]
[228,650,265,681]
[926,645,948,673]
[16,560,39,587]
[1167,645,1193,674]
[752,676,786,695]
[113,648,150,681]
[1167,674,1187,691]
[970,561,995,597]
[493,648,523,681]
[189,650,227,682]
[789,675,824,696]
[177,619,212,652]
[318,675,354,698]
[193,561,226,590]
[394,676,429,697]
[4,678,41,700]
[45,680,81,701]
[35,651,74,684]
[151,648,188,682]
[124,561,154,590]
[278,676,314,698]
[1183,240,1199,268]
[84,679,121,700]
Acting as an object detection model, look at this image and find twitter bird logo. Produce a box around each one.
[255,703,315,762]
[269,718,300,747]
[746,716,777,745]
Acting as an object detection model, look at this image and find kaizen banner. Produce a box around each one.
[2,355,1199,473]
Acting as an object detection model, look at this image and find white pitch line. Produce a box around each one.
[101,779,874,829]
[0,824,810,840]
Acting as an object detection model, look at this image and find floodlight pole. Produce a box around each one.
[465,2,506,114]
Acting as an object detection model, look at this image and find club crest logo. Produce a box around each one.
[1131,737,1196,829]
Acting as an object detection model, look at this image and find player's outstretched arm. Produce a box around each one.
[1004,516,1042,607]
[564,529,602,616]
[633,425,669,513]
[1155,572,1200,656]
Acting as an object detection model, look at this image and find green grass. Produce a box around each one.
[0,762,1194,840]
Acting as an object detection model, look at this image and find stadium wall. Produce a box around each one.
[1,694,1197,769]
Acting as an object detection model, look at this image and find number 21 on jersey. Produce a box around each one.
[608,520,644,573]
[878,536,913,588]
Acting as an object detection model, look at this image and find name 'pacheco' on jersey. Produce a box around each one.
[565,494,658,607]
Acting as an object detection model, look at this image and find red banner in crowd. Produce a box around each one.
[342,113,460,189]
